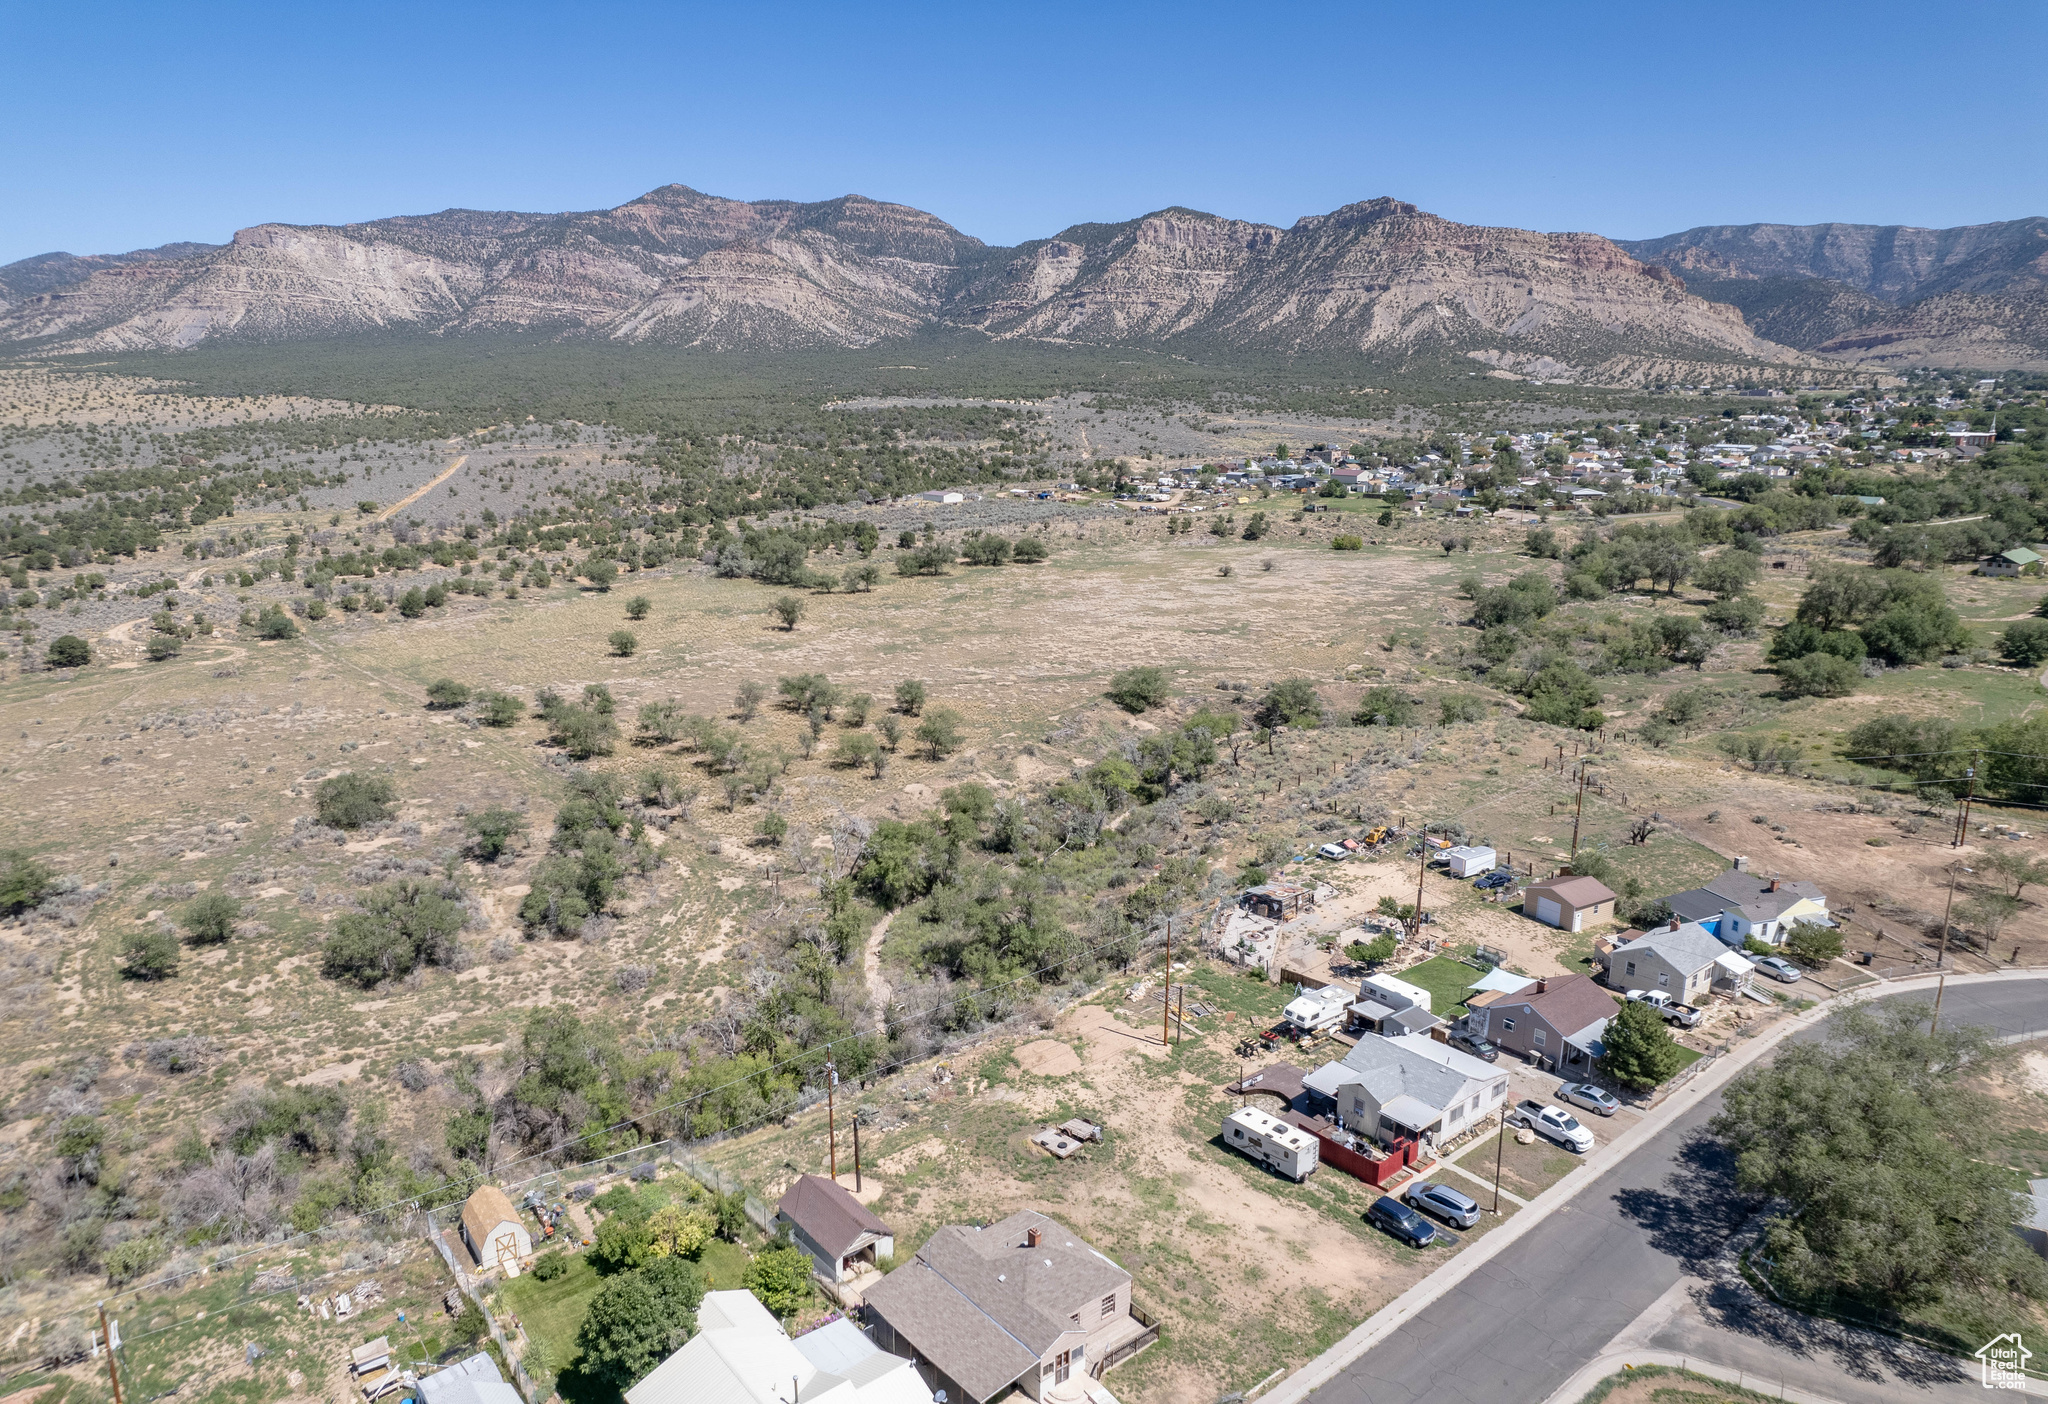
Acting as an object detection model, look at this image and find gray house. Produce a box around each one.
[1302,1033,1505,1153]
[1606,921,1755,1003]
[775,1174,894,1284]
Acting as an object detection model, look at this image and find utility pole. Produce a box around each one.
[1491,1116,1506,1215]
[1953,757,1979,847]
[99,1303,123,1404]
[852,1115,863,1194]
[1570,765,1590,863]
[1932,863,1970,1030]
[826,1062,838,1181]
[1163,918,1173,1047]
[1413,831,1429,936]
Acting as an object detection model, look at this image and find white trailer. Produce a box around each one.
[1222,1107,1319,1181]
[1442,845,1497,878]
[1282,983,1352,1034]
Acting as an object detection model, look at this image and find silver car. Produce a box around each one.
[1402,1181,1482,1229]
[1556,1082,1619,1117]
[1754,956,1803,983]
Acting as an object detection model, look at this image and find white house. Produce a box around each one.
[1304,1034,1507,1152]
[628,1290,933,1404]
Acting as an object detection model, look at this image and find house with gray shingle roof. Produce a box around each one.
[1662,862,1827,947]
[1303,1033,1507,1152]
[862,1210,1154,1402]
[1607,919,1756,1004]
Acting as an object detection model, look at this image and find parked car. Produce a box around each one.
[1473,869,1515,890]
[1556,1082,1619,1117]
[1403,1181,1481,1229]
[1448,1031,1500,1063]
[1366,1194,1439,1247]
[1316,843,1349,860]
[1753,956,1803,983]
[1506,1099,1596,1152]
[1624,988,1703,1028]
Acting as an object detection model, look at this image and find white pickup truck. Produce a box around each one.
[1625,988,1703,1028]
[1506,1099,1595,1152]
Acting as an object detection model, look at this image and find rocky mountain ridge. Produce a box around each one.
[5,185,1997,377]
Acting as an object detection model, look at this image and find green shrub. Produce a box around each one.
[1777,652,1859,698]
[530,1251,569,1282]
[625,595,652,620]
[609,629,639,657]
[1351,686,1414,727]
[46,635,91,667]
[0,851,56,916]
[397,588,427,619]
[743,1245,814,1317]
[583,558,617,591]
[1012,537,1049,563]
[120,930,180,980]
[894,680,926,714]
[1106,666,1170,714]
[180,891,242,945]
[255,604,298,639]
[1332,535,1364,551]
[146,634,182,662]
[320,878,466,987]
[425,678,471,709]
[2001,618,2048,668]
[475,691,523,726]
[465,807,527,860]
[314,772,397,829]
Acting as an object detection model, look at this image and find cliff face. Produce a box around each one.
[1619,219,2048,368]
[0,187,1820,377]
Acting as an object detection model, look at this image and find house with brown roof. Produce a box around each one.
[458,1185,531,1276]
[861,1210,1155,1402]
[1522,874,1619,932]
[1460,974,1620,1076]
[775,1174,895,1284]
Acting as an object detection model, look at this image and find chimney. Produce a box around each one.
[1535,978,1547,994]
[1733,856,1749,872]
[1768,878,1779,893]
[1669,917,1681,931]
[1027,1226,1041,1249]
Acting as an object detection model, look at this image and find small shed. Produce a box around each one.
[418,1354,523,1404]
[1523,875,1619,932]
[459,1186,533,1276]
[775,1174,895,1283]
[1442,845,1497,878]
[1223,1106,1319,1181]
[349,1338,391,1377]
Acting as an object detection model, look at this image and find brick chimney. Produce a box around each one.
[1669,916,1681,931]
[1535,978,1548,994]
[1027,1226,1042,1248]
[1768,878,1780,893]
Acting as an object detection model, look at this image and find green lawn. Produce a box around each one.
[1394,954,1485,1020]
[499,1253,606,1385]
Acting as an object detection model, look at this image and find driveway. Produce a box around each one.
[1278,976,2048,1404]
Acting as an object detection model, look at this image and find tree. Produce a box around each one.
[1776,652,1859,698]
[119,930,180,980]
[1710,1004,2048,1311]
[894,679,927,715]
[576,1257,703,1388]
[475,690,523,727]
[179,891,242,946]
[465,806,527,861]
[425,678,470,709]
[625,595,652,620]
[2001,618,2048,668]
[1255,678,1323,729]
[315,772,397,829]
[772,595,805,631]
[1106,666,1171,714]
[876,714,903,751]
[583,558,617,592]
[1351,686,1415,727]
[321,878,467,987]
[916,707,963,760]
[46,635,91,668]
[590,1213,652,1275]
[734,680,766,722]
[398,588,427,619]
[743,1245,814,1318]
[1982,847,2048,899]
[0,851,56,916]
[1013,537,1049,563]
[1782,920,1844,967]
[609,629,639,657]
[1346,933,1398,966]
[1693,550,1762,599]
[146,634,182,662]
[1599,998,1686,1090]
[836,731,880,770]
[645,1204,715,1259]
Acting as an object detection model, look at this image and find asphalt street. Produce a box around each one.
[1308,978,2048,1404]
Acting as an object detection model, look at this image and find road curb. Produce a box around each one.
[1261,968,2040,1404]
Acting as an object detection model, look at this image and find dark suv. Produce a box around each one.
[1448,1031,1500,1063]
[1366,1195,1439,1247]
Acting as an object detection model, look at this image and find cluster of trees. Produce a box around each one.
[522,773,658,937]
[1767,564,1969,697]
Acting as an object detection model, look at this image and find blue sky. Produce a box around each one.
[4,0,2042,265]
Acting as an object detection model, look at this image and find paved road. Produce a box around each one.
[1310,979,2048,1404]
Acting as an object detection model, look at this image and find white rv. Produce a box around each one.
[1282,983,1352,1034]
[1222,1107,1319,1181]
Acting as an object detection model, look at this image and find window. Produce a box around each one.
[1533,1029,1547,1048]
[1657,972,1669,988]
[1624,961,1636,977]
[1502,1017,1516,1032]
[1101,1294,1117,1319]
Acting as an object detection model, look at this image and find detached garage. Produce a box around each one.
[1522,875,1618,933]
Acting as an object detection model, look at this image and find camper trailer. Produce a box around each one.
[1222,1107,1320,1181]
